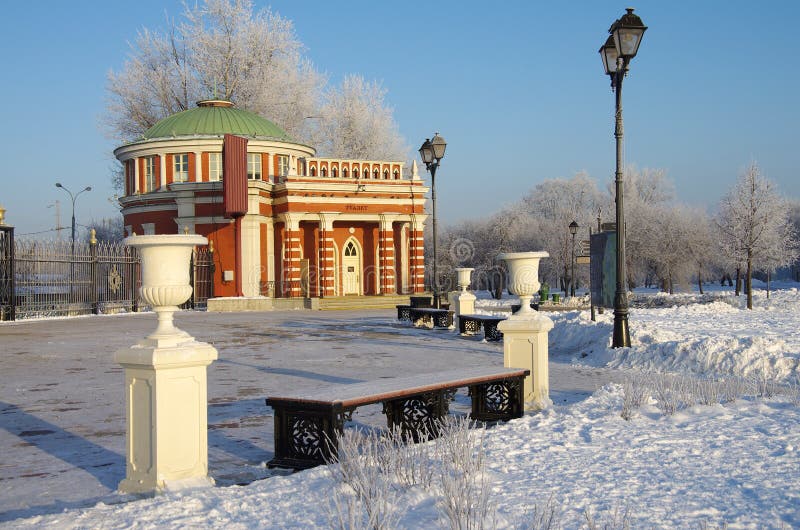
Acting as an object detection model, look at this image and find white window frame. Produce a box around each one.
[248,153,262,180]
[277,154,290,177]
[174,153,189,183]
[144,156,156,192]
[209,152,223,182]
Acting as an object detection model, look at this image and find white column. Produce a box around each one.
[240,191,262,297]
[133,158,140,193]
[265,218,276,295]
[159,154,167,189]
[194,151,203,182]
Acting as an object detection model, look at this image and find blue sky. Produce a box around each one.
[1,0,798,237]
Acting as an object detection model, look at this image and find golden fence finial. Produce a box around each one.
[0,205,5,226]
[90,228,97,245]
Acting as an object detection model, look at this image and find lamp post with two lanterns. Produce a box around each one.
[598,8,647,348]
[418,134,447,309]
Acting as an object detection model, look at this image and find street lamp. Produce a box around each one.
[599,8,647,348]
[419,133,447,308]
[55,182,92,249]
[569,220,578,297]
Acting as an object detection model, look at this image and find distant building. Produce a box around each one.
[115,100,427,299]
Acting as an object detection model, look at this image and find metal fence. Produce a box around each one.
[0,227,214,321]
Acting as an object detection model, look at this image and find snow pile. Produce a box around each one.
[5,386,798,529]
[548,288,800,383]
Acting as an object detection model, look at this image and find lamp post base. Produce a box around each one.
[612,310,630,348]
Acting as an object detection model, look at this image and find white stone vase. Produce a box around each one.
[125,234,207,346]
[455,267,474,292]
[497,251,549,316]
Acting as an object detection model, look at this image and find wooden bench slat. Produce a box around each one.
[265,366,528,408]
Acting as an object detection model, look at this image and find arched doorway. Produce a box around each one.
[342,238,362,295]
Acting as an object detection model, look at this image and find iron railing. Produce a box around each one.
[1,233,214,321]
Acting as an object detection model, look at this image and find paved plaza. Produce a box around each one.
[0,309,616,522]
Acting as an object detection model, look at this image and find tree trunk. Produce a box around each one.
[698,266,704,294]
[746,255,753,309]
[493,271,504,300]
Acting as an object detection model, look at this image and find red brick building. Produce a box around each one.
[115,100,427,299]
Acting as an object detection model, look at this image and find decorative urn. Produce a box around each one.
[497,251,549,316]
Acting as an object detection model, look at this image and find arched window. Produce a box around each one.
[332,167,338,178]
[363,169,369,179]
[383,170,389,179]
[345,241,358,257]
[393,169,400,180]
[343,168,349,178]
[321,167,327,177]
[373,169,379,179]
[310,167,317,177]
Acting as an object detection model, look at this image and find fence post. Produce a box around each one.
[0,218,14,321]
[91,229,99,315]
[208,241,215,300]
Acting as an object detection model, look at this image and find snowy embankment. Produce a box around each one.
[3,285,799,528]
[546,287,800,384]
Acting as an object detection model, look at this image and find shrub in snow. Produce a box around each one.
[325,416,495,530]
[583,505,630,530]
[619,369,799,420]
[434,416,496,530]
[520,494,562,530]
[620,372,649,421]
[326,428,401,530]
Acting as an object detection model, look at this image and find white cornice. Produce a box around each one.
[114,137,315,161]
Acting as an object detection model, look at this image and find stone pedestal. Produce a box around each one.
[116,234,217,494]
[496,251,551,411]
[450,267,476,327]
[116,340,217,493]
[498,314,554,411]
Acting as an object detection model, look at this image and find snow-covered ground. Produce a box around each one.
[1,283,799,528]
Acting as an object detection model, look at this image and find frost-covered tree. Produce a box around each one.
[620,166,675,288]
[315,75,408,161]
[522,172,604,291]
[105,0,320,141]
[715,162,799,309]
[683,208,717,294]
[105,0,407,186]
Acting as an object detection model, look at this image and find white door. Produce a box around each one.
[342,240,361,295]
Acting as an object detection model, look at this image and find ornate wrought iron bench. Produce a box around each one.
[458,314,507,342]
[396,304,412,321]
[265,366,529,470]
[408,307,454,328]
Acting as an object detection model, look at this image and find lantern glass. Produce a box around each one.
[610,8,647,59]
[599,36,618,75]
[431,133,447,160]
[418,139,433,164]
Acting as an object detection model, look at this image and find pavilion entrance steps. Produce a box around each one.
[317,294,415,311]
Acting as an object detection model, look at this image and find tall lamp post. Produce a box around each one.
[419,133,447,309]
[599,8,646,348]
[55,182,92,250]
[569,220,578,297]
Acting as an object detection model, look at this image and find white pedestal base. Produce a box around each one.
[497,313,554,411]
[115,339,218,494]
[449,291,476,328]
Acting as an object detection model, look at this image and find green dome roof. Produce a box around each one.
[142,100,293,141]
